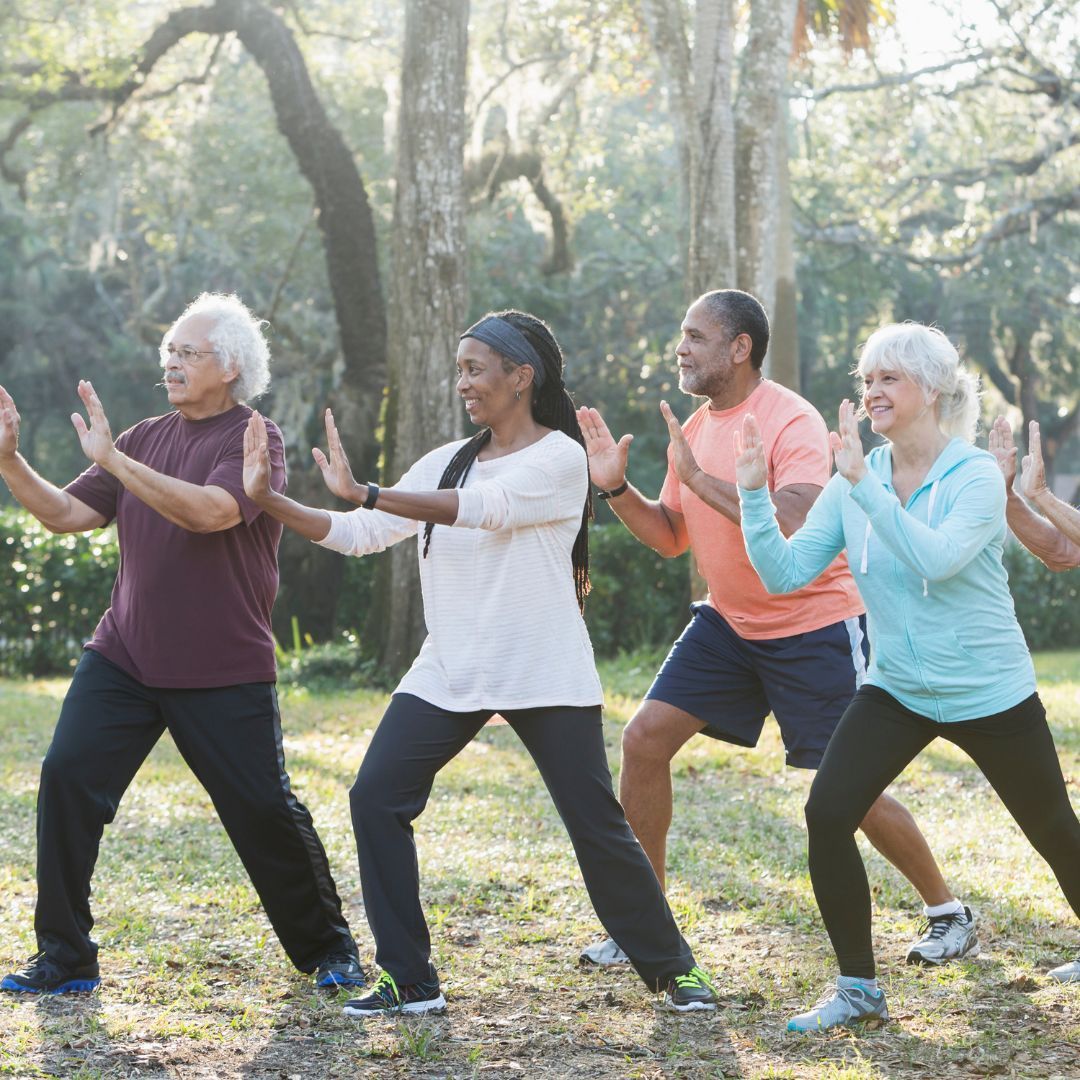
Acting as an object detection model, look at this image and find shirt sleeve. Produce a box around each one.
[658,445,682,513]
[769,409,832,491]
[739,474,848,594]
[63,427,138,524]
[848,459,1005,582]
[206,421,286,527]
[316,456,427,557]
[454,440,587,530]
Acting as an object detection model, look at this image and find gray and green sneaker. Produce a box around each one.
[342,967,446,1017]
[788,978,888,1033]
[662,966,718,1012]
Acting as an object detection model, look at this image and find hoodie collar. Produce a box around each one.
[867,437,978,498]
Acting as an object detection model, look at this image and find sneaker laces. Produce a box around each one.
[921,912,961,941]
[673,966,716,993]
[369,970,401,1006]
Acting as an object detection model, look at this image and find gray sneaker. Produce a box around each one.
[579,938,629,966]
[906,906,978,965]
[1048,959,1080,983]
[788,979,888,1033]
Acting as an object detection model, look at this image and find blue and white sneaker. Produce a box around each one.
[1,953,101,995]
[314,952,367,988]
[788,978,888,1033]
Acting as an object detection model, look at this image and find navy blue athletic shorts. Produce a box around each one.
[644,602,869,769]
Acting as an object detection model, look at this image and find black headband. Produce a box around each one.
[460,316,546,388]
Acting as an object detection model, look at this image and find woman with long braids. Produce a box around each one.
[242,310,717,1017]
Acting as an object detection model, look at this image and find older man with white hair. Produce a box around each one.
[0,293,364,995]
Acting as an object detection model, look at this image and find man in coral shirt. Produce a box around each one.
[577,290,975,969]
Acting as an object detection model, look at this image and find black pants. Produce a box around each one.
[806,685,1080,978]
[350,694,696,991]
[35,649,356,972]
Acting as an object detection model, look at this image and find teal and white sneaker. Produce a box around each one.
[788,977,888,1033]
[1048,959,1080,984]
[662,966,718,1012]
[342,968,446,1017]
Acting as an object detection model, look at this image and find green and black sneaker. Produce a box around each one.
[342,967,447,1017]
[662,966,718,1012]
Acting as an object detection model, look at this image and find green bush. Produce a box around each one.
[584,524,691,657]
[1003,541,1080,650]
[276,633,394,692]
[0,508,118,676]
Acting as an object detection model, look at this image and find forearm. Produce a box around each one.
[105,450,239,532]
[362,486,460,526]
[1030,490,1080,551]
[683,470,808,536]
[1008,492,1080,572]
[606,485,685,557]
[251,489,333,542]
[0,453,87,532]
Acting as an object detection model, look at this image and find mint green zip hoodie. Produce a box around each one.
[739,438,1036,722]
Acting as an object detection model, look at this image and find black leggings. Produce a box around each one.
[806,685,1080,978]
[350,693,695,990]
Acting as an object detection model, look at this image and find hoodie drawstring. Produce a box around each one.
[921,479,940,597]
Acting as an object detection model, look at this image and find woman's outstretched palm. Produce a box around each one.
[313,408,361,502]
[243,412,273,499]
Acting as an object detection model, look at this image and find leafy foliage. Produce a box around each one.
[1004,541,1080,650]
[0,507,116,675]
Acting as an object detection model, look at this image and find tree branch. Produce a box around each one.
[794,53,993,101]
[799,189,1080,268]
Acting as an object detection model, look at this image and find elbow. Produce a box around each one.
[1043,554,1080,574]
[651,539,684,559]
[187,511,240,534]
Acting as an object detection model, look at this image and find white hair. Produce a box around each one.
[160,292,272,403]
[856,322,981,442]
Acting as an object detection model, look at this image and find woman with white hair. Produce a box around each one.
[734,322,1080,1032]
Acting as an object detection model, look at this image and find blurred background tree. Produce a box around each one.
[0,0,1075,673]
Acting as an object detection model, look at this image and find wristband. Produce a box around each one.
[597,479,628,501]
[362,483,380,509]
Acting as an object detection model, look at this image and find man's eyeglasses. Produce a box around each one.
[165,345,218,364]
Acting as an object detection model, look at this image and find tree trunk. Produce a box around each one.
[641,0,736,301]
[770,96,799,390]
[734,0,799,336]
[90,0,388,642]
[375,0,470,675]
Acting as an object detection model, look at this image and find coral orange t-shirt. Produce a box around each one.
[660,379,863,640]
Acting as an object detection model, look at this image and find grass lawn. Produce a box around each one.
[1,651,1079,1078]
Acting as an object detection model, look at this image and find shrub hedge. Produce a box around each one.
[0,509,1075,678]
[0,508,118,676]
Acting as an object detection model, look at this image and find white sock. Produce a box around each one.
[837,974,878,991]
[924,899,965,919]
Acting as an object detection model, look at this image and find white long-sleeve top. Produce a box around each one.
[318,430,603,711]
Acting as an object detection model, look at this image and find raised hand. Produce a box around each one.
[733,414,768,491]
[660,400,700,485]
[988,416,1017,488]
[575,406,632,491]
[829,399,867,485]
[70,380,117,467]
[312,408,362,502]
[243,411,273,501]
[0,383,21,461]
[1020,419,1049,502]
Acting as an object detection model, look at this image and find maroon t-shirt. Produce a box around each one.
[65,405,286,688]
